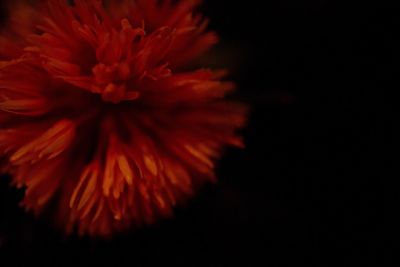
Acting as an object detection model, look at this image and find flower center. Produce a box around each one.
[92,62,139,104]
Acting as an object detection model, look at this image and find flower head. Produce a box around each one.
[0,0,247,237]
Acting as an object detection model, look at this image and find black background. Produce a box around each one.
[0,1,396,266]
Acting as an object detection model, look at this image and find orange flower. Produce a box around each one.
[0,0,247,237]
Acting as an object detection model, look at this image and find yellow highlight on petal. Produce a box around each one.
[144,155,158,176]
[184,144,213,168]
[117,155,133,185]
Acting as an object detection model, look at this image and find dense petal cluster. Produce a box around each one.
[0,0,246,237]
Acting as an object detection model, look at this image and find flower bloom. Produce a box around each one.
[0,0,247,237]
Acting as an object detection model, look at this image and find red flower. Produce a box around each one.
[0,0,247,237]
